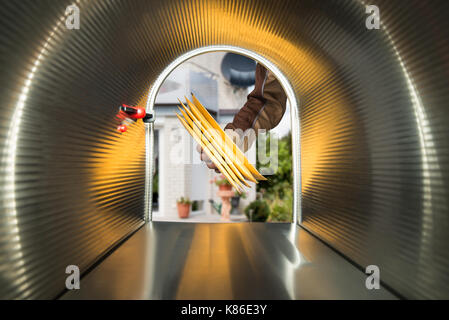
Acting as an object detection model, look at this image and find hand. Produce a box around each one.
[196,129,245,172]
[196,144,220,172]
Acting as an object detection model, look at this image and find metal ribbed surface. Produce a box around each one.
[0,1,146,299]
[1,0,448,299]
[299,1,449,299]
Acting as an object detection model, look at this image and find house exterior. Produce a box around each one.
[152,52,257,220]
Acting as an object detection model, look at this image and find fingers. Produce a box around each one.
[197,145,218,170]
[205,156,218,170]
[200,150,209,162]
[202,152,217,169]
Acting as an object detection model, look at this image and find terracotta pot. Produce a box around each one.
[177,203,190,219]
[218,184,233,191]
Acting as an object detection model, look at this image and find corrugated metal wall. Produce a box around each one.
[299,1,449,299]
[0,0,448,299]
[0,1,146,299]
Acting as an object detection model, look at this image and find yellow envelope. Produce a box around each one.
[185,97,258,183]
[177,107,246,190]
[191,94,266,181]
[178,101,250,187]
[176,113,243,193]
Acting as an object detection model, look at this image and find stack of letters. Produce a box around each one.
[176,94,266,193]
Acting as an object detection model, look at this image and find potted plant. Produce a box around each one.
[211,174,233,191]
[177,197,192,219]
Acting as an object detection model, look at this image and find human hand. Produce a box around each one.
[196,144,219,172]
[196,128,247,172]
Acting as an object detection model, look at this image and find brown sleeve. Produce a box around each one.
[224,64,287,133]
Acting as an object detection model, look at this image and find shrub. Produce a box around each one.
[267,188,293,222]
[256,133,292,199]
[244,200,270,222]
[267,200,291,222]
[256,133,293,222]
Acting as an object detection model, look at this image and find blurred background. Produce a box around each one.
[152,52,292,222]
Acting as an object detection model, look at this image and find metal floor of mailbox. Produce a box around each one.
[62,222,396,300]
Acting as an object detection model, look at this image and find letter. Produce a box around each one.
[65,265,80,290]
[65,4,80,30]
[365,265,380,289]
[209,307,215,318]
[226,305,232,314]
[247,305,253,314]
[257,130,278,175]
[169,128,187,165]
[181,307,187,315]
[260,305,267,314]
[365,5,380,30]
